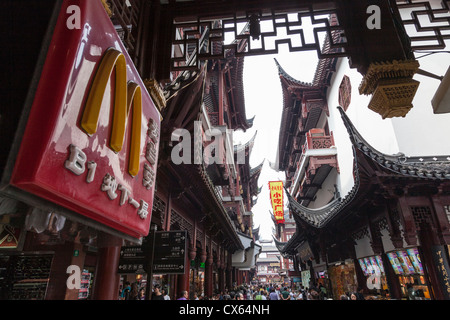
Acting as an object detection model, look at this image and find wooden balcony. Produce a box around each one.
[291,128,339,206]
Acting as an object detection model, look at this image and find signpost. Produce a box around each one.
[118,229,188,299]
[118,246,147,274]
[152,230,187,274]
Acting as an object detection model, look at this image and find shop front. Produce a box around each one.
[357,255,389,297]
[386,247,431,300]
[189,257,205,298]
[328,260,358,298]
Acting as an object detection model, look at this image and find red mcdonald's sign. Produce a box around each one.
[9,0,161,239]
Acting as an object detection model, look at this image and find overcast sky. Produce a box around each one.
[226,15,327,241]
[232,49,319,241]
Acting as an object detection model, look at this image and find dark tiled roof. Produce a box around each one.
[338,107,450,180]
[284,106,450,231]
[234,130,257,154]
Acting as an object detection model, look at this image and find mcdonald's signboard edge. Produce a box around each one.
[8,0,161,239]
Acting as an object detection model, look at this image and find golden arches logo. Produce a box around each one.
[81,48,142,177]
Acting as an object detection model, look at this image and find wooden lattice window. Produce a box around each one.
[107,0,143,65]
[411,206,434,230]
[170,210,194,241]
[151,195,166,227]
[338,75,352,111]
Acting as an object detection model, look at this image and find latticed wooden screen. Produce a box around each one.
[107,0,143,64]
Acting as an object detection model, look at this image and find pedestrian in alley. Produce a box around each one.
[309,289,320,300]
[356,287,365,300]
[138,287,146,300]
[129,282,139,300]
[269,287,279,300]
[120,281,131,300]
[151,284,164,300]
[162,288,171,300]
[280,287,290,300]
[177,290,189,300]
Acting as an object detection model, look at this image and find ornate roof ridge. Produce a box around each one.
[337,106,450,180]
[197,162,245,250]
[286,181,360,229]
[274,58,314,88]
[234,130,258,153]
[250,159,265,176]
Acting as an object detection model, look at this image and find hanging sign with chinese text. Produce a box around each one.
[118,246,147,274]
[269,181,284,224]
[9,0,160,239]
[431,245,450,299]
[152,231,187,274]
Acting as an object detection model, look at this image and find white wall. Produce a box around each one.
[391,54,450,156]
[355,236,375,259]
[325,51,450,197]
[308,168,338,208]
[326,58,400,196]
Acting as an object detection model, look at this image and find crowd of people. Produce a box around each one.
[119,281,373,300]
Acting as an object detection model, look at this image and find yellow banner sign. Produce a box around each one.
[269,181,284,223]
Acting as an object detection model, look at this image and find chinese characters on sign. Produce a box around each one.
[9,0,161,238]
[269,181,284,224]
[431,245,450,299]
[118,246,147,273]
[64,145,150,220]
[152,231,187,274]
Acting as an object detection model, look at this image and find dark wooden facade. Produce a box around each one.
[276,107,450,299]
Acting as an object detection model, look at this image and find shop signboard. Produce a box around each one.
[268,181,284,223]
[375,255,385,274]
[301,270,311,289]
[396,250,415,275]
[406,248,424,275]
[431,245,450,299]
[297,241,314,262]
[118,246,147,274]
[387,252,404,275]
[364,257,375,274]
[359,255,384,276]
[8,0,161,239]
[358,259,370,276]
[152,231,187,274]
[369,256,381,275]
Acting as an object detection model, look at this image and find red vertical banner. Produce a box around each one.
[269,181,284,224]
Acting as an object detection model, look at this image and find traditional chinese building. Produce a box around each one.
[273,14,450,299]
[3,0,450,301]
[0,0,261,300]
[255,240,282,285]
[271,210,297,285]
[143,19,262,298]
